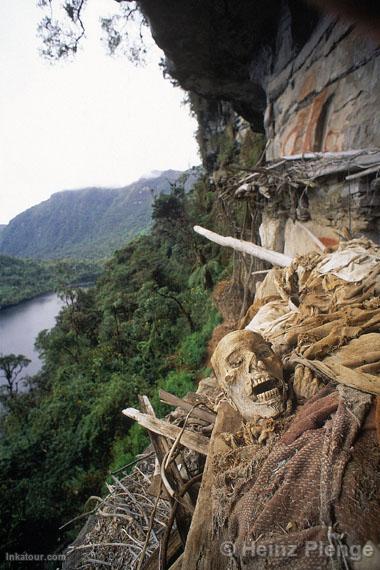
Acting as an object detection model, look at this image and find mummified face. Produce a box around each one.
[211,330,286,420]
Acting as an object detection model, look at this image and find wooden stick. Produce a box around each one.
[123,408,209,456]
[181,402,241,569]
[159,389,216,424]
[142,532,182,570]
[193,225,292,267]
[345,164,380,180]
[138,396,193,545]
[160,474,202,570]
[136,478,162,570]
[281,150,369,161]
[139,394,156,417]
[295,221,328,252]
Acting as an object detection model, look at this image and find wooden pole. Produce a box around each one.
[194,225,293,267]
[345,164,380,180]
[159,389,216,424]
[281,150,369,161]
[123,408,209,456]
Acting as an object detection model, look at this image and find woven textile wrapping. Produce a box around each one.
[212,385,379,570]
[242,240,380,399]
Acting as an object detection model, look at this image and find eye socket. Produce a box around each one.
[256,346,273,359]
[227,354,244,368]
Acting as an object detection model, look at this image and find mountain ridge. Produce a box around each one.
[0,168,199,260]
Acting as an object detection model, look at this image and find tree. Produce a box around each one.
[152,182,220,291]
[0,354,31,396]
[37,0,147,62]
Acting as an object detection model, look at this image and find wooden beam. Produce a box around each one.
[181,403,242,570]
[123,408,209,456]
[281,150,369,161]
[137,396,193,544]
[139,394,156,417]
[159,389,216,424]
[138,394,171,465]
[193,225,292,267]
[345,164,380,180]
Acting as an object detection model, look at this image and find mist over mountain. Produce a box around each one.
[0,169,199,259]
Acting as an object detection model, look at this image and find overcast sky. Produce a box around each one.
[0,0,199,224]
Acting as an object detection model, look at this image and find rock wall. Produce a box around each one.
[139,0,380,261]
[267,19,380,158]
[139,1,380,159]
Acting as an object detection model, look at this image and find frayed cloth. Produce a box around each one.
[243,240,380,398]
[212,386,377,569]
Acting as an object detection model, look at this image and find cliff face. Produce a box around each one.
[267,18,380,158]
[139,0,380,158]
[137,0,380,258]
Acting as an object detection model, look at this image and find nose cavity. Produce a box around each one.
[225,374,234,385]
[248,353,258,373]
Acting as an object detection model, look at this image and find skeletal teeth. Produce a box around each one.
[251,375,271,387]
[257,388,279,401]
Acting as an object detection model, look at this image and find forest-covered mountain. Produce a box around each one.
[0,169,199,260]
[0,256,102,309]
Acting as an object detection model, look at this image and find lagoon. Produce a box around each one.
[0,293,63,384]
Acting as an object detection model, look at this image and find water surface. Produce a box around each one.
[0,293,63,386]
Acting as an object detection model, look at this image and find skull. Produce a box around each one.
[211,330,286,420]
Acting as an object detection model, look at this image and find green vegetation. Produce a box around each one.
[216,123,238,167]
[188,92,266,179]
[0,177,225,565]
[0,354,31,396]
[240,130,266,168]
[0,256,102,309]
[0,169,200,260]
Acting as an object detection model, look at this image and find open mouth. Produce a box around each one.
[252,378,278,396]
[251,378,281,402]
